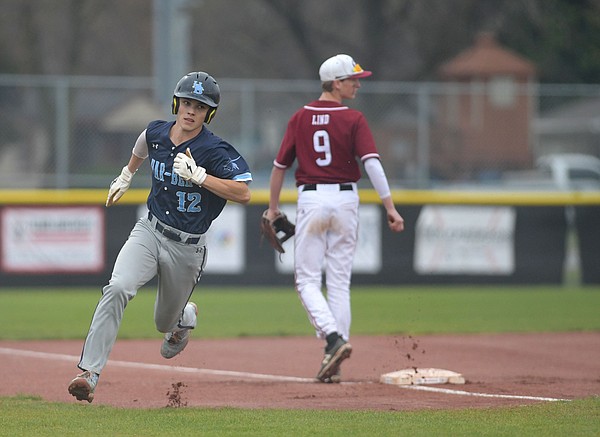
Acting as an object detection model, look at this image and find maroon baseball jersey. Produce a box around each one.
[274,100,380,186]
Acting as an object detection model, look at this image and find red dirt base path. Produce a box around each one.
[0,332,598,410]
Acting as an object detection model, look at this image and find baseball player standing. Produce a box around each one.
[68,72,252,402]
[265,54,404,383]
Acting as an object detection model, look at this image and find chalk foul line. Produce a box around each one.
[400,384,570,402]
[0,347,570,401]
[0,347,314,383]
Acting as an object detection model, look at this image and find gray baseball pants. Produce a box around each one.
[78,215,207,374]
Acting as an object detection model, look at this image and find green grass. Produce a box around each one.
[0,285,598,436]
[0,395,597,437]
[0,285,598,340]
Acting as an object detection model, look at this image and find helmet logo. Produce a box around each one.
[192,81,204,95]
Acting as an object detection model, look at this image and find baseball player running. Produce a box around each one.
[265,54,405,383]
[68,72,252,402]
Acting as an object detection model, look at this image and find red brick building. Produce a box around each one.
[434,33,537,180]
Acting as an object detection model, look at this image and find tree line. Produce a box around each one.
[0,0,598,83]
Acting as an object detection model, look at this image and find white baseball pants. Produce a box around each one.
[294,183,359,341]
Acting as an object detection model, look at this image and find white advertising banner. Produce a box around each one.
[1,207,104,273]
[205,205,245,274]
[414,205,516,275]
[275,204,382,274]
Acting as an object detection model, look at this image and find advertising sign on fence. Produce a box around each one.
[205,205,246,274]
[1,207,104,273]
[414,205,516,275]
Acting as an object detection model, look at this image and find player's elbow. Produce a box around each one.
[239,190,251,204]
[236,183,251,204]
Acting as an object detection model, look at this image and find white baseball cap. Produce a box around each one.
[319,54,372,82]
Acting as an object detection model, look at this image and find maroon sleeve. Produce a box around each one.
[353,114,379,160]
[274,113,299,168]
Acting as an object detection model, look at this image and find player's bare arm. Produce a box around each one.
[127,154,146,174]
[265,166,286,219]
[201,176,251,204]
[105,153,146,207]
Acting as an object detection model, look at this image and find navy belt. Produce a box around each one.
[148,212,201,245]
[302,183,354,192]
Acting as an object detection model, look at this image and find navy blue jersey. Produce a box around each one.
[145,120,252,234]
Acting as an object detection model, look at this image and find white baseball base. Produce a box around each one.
[380,368,465,385]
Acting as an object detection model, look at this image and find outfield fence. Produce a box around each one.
[0,189,598,287]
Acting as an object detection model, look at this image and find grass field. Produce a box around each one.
[1,285,599,340]
[0,285,598,436]
[0,395,597,437]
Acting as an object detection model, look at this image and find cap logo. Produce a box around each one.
[192,81,204,95]
[352,62,364,74]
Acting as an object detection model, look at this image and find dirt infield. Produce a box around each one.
[0,332,598,410]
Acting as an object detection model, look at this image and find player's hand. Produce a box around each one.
[173,148,207,186]
[106,166,134,207]
[387,209,405,233]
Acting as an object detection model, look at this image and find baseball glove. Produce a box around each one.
[260,210,295,253]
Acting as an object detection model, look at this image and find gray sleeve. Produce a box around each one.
[131,130,148,159]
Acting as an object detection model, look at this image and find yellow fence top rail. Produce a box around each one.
[1,189,599,206]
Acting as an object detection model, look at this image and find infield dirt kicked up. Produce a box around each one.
[0,332,598,410]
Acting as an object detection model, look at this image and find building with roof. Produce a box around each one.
[433,32,537,181]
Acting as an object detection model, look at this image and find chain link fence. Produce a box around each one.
[1,74,599,190]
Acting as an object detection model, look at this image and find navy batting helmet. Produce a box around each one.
[171,72,220,124]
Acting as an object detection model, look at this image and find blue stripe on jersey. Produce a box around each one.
[233,172,252,181]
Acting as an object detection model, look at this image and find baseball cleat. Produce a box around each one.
[322,367,342,384]
[68,370,99,403]
[161,302,197,359]
[316,337,352,382]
